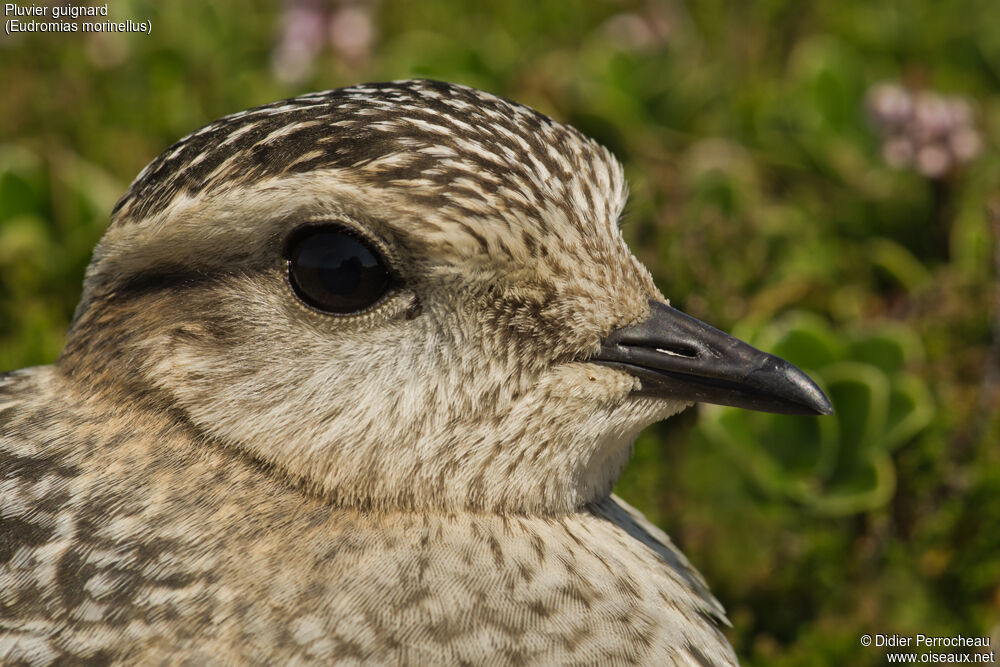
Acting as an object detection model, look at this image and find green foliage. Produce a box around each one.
[2,1,998,663]
[0,146,117,369]
[701,313,934,515]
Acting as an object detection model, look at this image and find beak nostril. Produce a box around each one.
[655,345,699,359]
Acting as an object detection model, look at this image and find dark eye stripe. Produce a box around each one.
[111,270,219,299]
[285,226,394,314]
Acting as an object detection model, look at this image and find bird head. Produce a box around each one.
[58,80,829,514]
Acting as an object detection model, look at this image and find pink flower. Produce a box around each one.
[866,82,982,179]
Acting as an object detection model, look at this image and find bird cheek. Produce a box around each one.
[541,363,640,406]
[542,363,691,430]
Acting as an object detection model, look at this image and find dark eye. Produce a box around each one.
[285,227,393,314]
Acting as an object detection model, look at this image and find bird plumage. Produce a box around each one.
[1,80,743,665]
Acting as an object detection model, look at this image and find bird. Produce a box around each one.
[0,79,832,665]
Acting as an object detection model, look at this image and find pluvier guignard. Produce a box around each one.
[0,80,831,666]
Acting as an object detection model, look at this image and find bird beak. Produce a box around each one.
[591,300,833,416]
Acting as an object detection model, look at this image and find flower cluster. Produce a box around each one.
[271,0,377,83]
[866,82,981,179]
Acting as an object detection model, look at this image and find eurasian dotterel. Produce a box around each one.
[0,80,831,665]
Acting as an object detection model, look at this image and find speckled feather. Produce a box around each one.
[1,80,738,665]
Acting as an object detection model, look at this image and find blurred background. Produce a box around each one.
[1,1,997,663]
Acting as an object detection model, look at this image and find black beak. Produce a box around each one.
[591,300,833,416]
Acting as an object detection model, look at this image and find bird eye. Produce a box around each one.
[285,226,393,314]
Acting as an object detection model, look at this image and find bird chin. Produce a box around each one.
[631,394,693,424]
[607,394,693,451]
[567,396,688,506]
